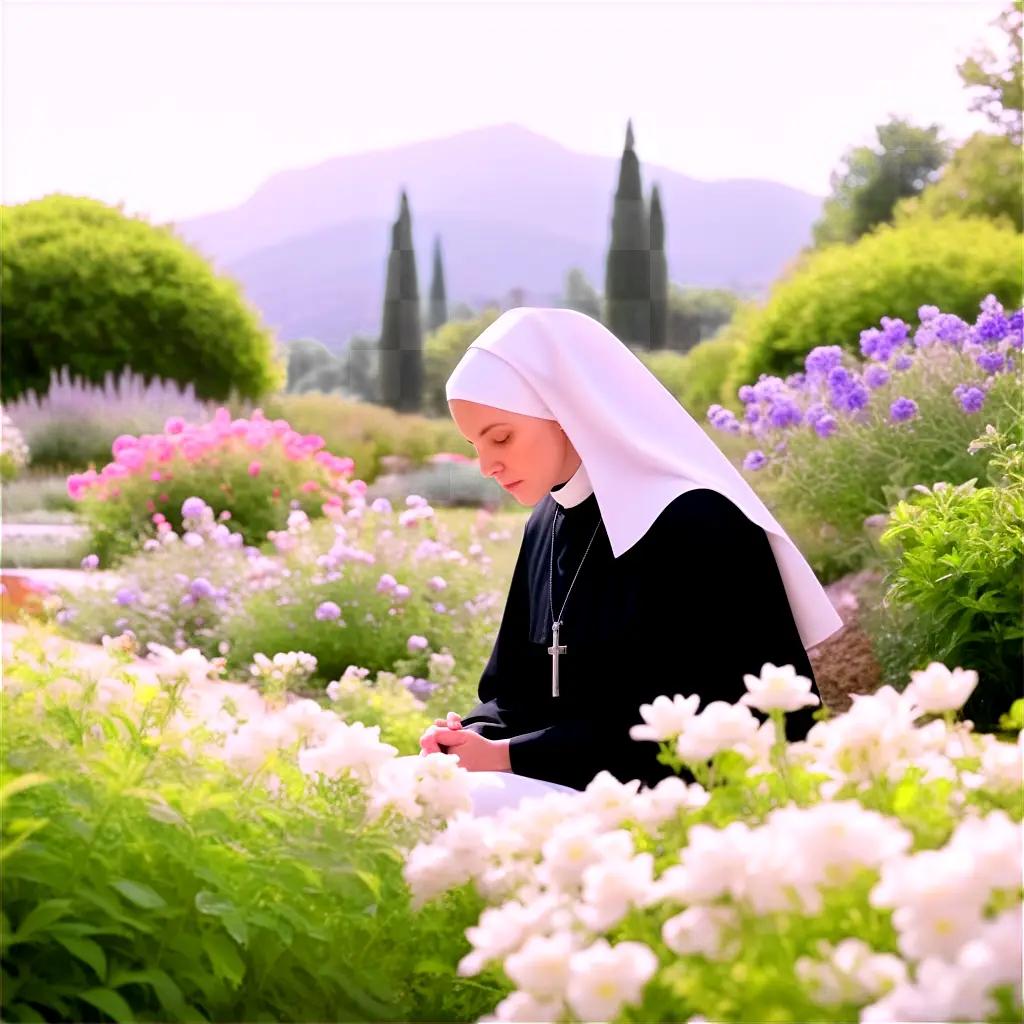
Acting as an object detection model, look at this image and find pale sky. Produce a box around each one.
[2,0,1007,224]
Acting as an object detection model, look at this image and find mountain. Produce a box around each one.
[171,123,823,351]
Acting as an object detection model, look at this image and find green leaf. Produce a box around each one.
[54,936,107,981]
[201,930,245,986]
[194,890,234,917]
[0,773,52,807]
[79,987,136,1022]
[11,899,73,943]
[110,880,166,910]
[106,968,188,1019]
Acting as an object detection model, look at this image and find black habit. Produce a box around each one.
[459,481,825,791]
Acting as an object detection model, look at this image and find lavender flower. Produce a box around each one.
[743,450,768,471]
[863,365,890,390]
[814,415,838,438]
[976,350,1006,375]
[80,553,100,570]
[181,497,207,520]
[114,587,139,607]
[188,577,216,601]
[315,601,342,621]
[889,397,919,423]
[804,346,844,378]
[954,385,986,414]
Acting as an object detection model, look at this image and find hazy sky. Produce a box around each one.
[3,0,1007,223]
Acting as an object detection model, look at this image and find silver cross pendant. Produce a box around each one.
[548,619,566,697]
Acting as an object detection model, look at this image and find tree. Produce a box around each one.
[560,268,601,320]
[893,131,1022,232]
[649,184,669,350]
[957,1,1022,145]
[1,195,282,402]
[811,117,950,247]
[604,119,651,347]
[427,235,449,332]
[377,190,424,414]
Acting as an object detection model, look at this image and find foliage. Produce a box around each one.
[67,408,357,566]
[956,0,1022,145]
[1,407,30,482]
[665,285,741,355]
[812,117,950,247]
[868,425,1024,731]
[708,295,1022,579]
[1,195,283,403]
[560,268,601,320]
[726,215,1022,392]
[241,390,475,482]
[0,629,500,1023]
[421,308,502,418]
[5,366,216,472]
[892,132,1022,233]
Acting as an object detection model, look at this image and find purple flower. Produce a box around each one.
[80,554,100,570]
[827,367,852,392]
[805,346,845,378]
[1009,310,1023,332]
[405,677,439,700]
[889,397,918,423]
[892,354,914,371]
[743,450,768,471]
[737,385,756,403]
[407,634,429,653]
[838,382,870,413]
[188,576,216,601]
[974,313,1009,343]
[954,386,986,414]
[975,350,1006,375]
[934,314,968,345]
[181,497,207,520]
[768,400,802,429]
[744,405,761,423]
[863,364,890,390]
[918,304,940,322]
[114,587,139,607]
[315,601,342,621]
[814,415,838,438]
[707,404,741,434]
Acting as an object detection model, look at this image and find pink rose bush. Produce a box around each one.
[66,407,359,565]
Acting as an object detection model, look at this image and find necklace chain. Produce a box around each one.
[548,501,603,634]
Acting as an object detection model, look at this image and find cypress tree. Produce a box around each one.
[378,190,424,413]
[604,119,651,347]
[649,183,668,351]
[427,235,448,332]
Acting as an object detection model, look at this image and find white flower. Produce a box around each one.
[565,939,658,1022]
[630,775,709,828]
[662,905,740,960]
[578,771,643,829]
[795,938,907,1006]
[675,701,761,762]
[629,693,700,741]
[539,819,633,891]
[488,990,563,1023]
[504,931,579,1000]
[145,642,223,687]
[903,662,978,714]
[297,720,397,786]
[577,852,655,931]
[739,662,820,713]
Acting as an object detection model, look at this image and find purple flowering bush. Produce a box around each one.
[708,295,1022,578]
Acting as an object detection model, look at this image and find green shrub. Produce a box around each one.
[864,425,1023,730]
[422,310,502,417]
[1,195,283,402]
[725,216,1022,396]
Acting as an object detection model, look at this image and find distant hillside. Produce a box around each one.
[172,122,823,351]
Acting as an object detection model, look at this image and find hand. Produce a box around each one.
[420,723,511,772]
[419,712,463,754]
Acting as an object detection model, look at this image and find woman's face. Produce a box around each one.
[448,399,580,506]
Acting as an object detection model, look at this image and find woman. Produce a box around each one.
[419,307,843,808]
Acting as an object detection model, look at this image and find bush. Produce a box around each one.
[5,366,217,471]
[0,407,29,481]
[1,195,283,402]
[864,425,1024,731]
[66,408,358,565]
[422,309,502,417]
[244,391,475,483]
[725,215,1022,396]
[707,294,1022,578]
[1,628,500,1023]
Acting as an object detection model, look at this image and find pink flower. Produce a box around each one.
[248,461,262,477]
[300,480,321,493]
[165,416,187,435]
[407,635,429,652]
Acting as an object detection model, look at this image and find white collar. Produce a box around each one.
[550,461,594,508]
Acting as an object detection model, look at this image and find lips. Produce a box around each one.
[504,480,522,490]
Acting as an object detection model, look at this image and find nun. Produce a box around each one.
[420,307,843,804]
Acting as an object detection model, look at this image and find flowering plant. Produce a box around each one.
[66,407,359,565]
[708,295,1022,575]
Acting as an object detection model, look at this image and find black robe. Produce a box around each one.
[460,484,824,791]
